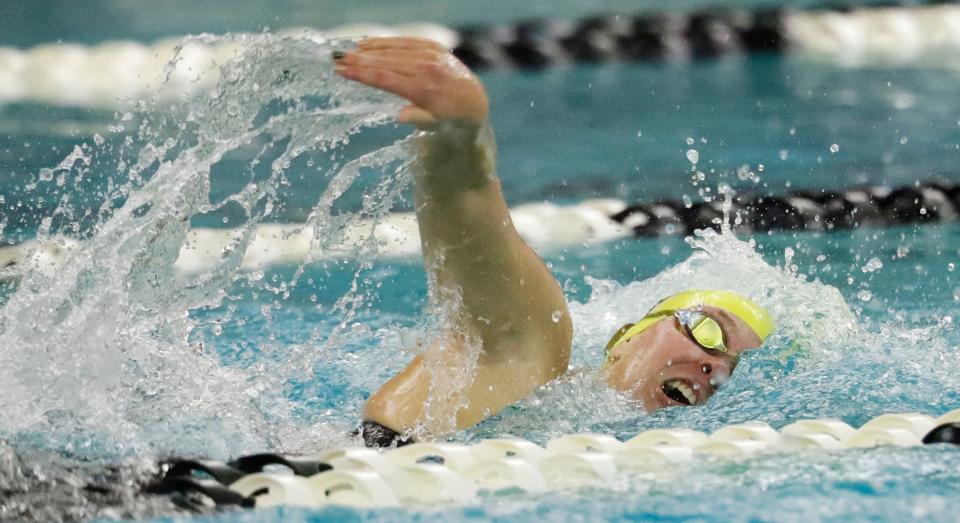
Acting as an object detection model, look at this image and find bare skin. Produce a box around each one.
[336,38,572,434]
[334,38,765,438]
[603,306,762,411]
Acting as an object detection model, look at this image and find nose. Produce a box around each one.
[699,355,734,383]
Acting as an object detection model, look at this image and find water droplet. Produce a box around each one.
[686,149,699,164]
[857,289,873,302]
[551,310,562,323]
[829,144,840,153]
[861,257,883,273]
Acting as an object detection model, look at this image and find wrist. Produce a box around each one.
[415,119,497,194]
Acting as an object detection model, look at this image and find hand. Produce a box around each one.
[334,37,489,130]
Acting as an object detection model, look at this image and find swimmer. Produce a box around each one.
[332,37,774,447]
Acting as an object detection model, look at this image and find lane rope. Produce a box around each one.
[1,3,960,108]
[1,180,957,279]
[144,409,960,510]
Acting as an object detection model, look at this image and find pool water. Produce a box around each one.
[1,11,960,523]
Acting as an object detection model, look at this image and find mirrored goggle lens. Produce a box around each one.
[677,311,728,353]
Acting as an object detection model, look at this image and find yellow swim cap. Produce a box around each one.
[604,289,775,358]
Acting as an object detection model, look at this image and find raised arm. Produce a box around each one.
[334,38,572,436]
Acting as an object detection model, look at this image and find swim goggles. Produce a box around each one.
[603,289,774,361]
[604,309,728,355]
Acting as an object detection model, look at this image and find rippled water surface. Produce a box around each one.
[0,10,959,523]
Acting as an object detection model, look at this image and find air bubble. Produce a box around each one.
[829,144,839,153]
[551,310,562,323]
[857,289,873,302]
[949,263,956,272]
[686,149,699,164]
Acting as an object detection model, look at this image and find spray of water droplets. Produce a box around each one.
[0,33,416,459]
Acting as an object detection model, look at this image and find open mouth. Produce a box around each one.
[662,379,697,406]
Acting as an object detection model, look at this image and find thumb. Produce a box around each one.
[398,105,439,130]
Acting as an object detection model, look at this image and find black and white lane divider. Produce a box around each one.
[1,180,958,278]
[1,2,959,108]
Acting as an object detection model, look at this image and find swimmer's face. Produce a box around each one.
[603,306,762,411]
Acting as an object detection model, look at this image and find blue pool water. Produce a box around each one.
[1,6,960,523]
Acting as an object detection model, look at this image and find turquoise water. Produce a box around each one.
[1,12,959,523]
[0,0,915,48]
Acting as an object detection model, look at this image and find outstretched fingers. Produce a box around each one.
[333,36,489,127]
[335,50,434,78]
[357,37,447,52]
[335,65,428,102]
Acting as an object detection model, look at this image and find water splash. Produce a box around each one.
[0,33,412,459]
[465,222,960,442]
